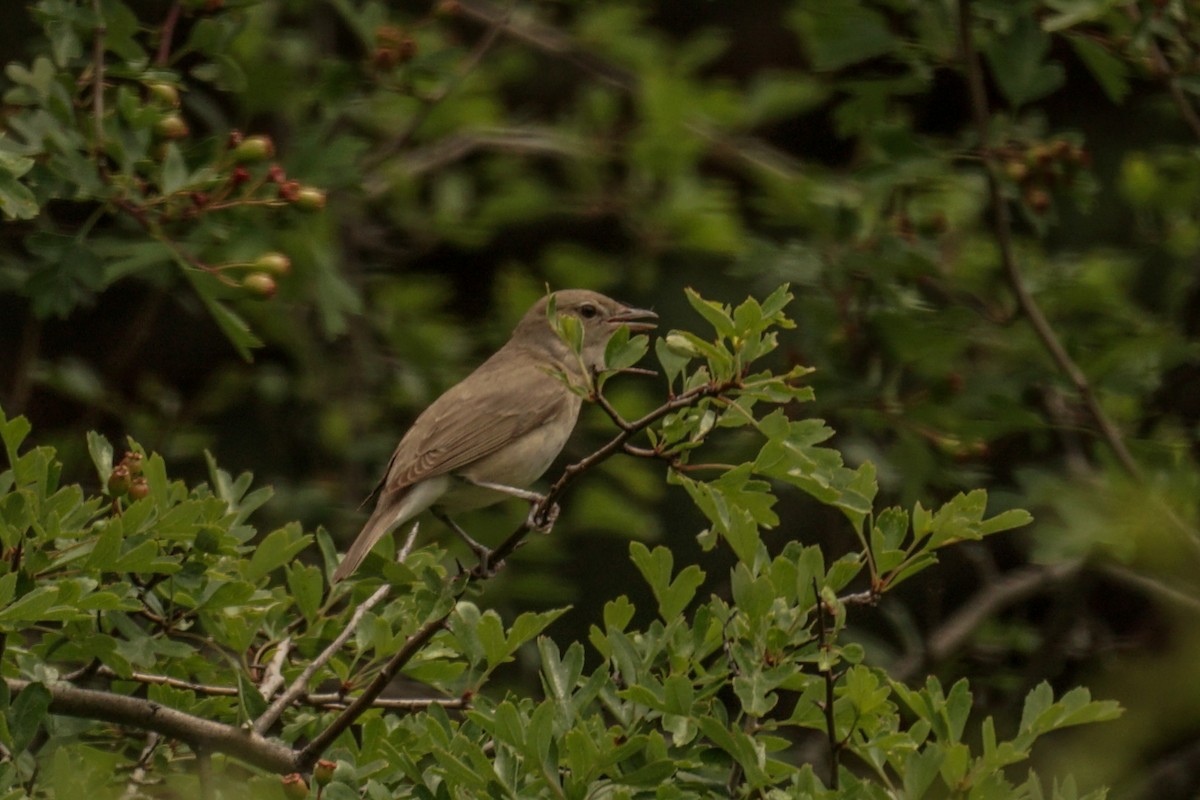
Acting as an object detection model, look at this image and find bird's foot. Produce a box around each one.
[527,501,560,534]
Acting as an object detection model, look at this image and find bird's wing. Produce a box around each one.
[378,357,574,498]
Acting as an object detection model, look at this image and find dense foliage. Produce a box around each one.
[2,0,1200,797]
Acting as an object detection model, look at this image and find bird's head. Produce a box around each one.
[514,289,658,373]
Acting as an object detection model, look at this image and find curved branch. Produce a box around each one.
[5,678,298,774]
[957,0,1143,481]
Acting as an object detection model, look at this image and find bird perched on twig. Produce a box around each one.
[332,290,657,581]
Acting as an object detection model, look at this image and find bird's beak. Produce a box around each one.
[610,305,658,333]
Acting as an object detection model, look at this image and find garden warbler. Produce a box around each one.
[332,290,657,581]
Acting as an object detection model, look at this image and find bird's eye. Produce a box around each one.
[579,304,598,319]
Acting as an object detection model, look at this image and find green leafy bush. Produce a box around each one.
[0,289,1119,798]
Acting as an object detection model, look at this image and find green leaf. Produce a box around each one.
[684,287,735,338]
[903,746,944,800]
[185,272,263,361]
[245,526,313,582]
[1066,35,1129,104]
[790,1,897,71]
[7,682,50,752]
[0,586,59,624]
[286,563,323,623]
[983,15,1065,108]
[86,431,114,487]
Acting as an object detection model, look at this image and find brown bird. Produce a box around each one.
[333,290,657,581]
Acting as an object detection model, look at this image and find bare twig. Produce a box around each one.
[254,522,421,736]
[92,0,105,147]
[890,561,1081,682]
[257,639,292,703]
[480,378,733,572]
[6,678,298,774]
[1128,4,1200,141]
[957,0,1143,481]
[155,3,182,66]
[367,3,512,168]
[253,582,390,735]
[297,613,449,769]
[121,733,161,799]
[814,578,840,791]
[196,749,213,800]
[449,0,802,179]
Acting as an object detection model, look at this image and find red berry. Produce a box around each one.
[267,164,287,184]
[129,477,150,501]
[278,180,301,202]
[230,166,251,187]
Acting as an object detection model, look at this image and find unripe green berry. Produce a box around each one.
[120,451,144,476]
[233,135,275,162]
[281,773,308,799]
[107,464,131,496]
[147,82,180,107]
[242,272,278,298]
[313,759,336,787]
[253,252,291,275]
[155,114,189,140]
[294,186,327,211]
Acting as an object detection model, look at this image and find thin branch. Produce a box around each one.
[6,678,298,774]
[92,0,105,147]
[253,583,390,735]
[304,693,468,711]
[957,0,1143,481]
[1128,4,1200,141]
[257,639,292,703]
[814,578,840,791]
[155,3,182,66]
[449,0,802,179]
[890,561,1081,682]
[367,3,512,168]
[480,378,733,572]
[196,748,213,800]
[297,613,449,769]
[121,732,161,799]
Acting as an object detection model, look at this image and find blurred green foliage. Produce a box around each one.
[2,0,1200,796]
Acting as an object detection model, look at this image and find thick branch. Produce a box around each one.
[957,0,1142,480]
[6,678,298,774]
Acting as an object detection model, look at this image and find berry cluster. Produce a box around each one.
[106,451,148,502]
[997,139,1091,215]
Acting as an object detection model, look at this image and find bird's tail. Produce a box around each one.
[332,505,397,582]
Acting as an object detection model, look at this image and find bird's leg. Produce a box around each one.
[461,477,546,504]
[432,509,496,572]
[461,477,559,535]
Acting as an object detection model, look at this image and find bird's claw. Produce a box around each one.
[528,501,560,534]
